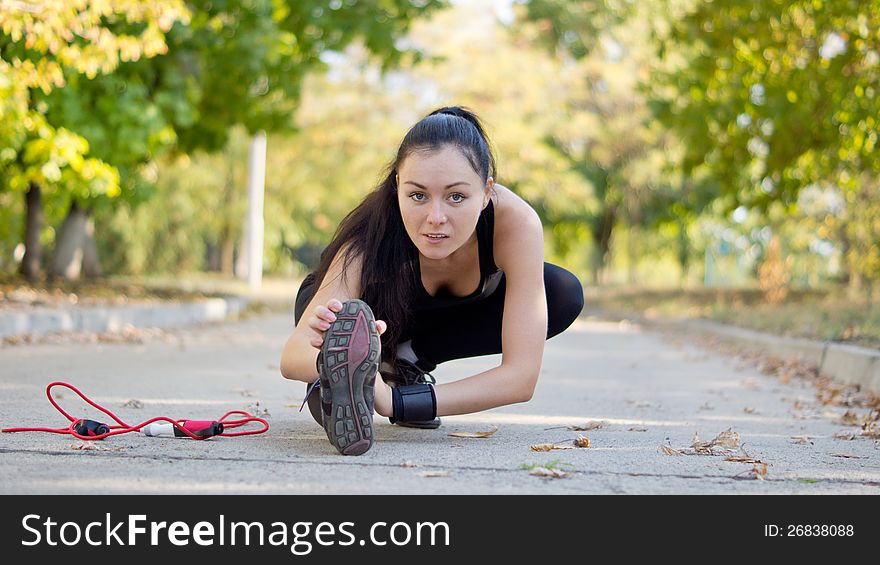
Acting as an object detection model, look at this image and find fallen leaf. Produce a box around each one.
[244,402,270,418]
[861,423,880,439]
[830,452,866,459]
[692,428,741,454]
[628,426,648,432]
[573,436,590,448]
[529,441,575,452]
[833,431,856,441]
[724,455,764,464]
[743,407,757,414]
[529,467,570,479]
[400,461,418,468]
[69,443,123,452]
[746,462,769,480]
[838,410,861,426]
[530,443,556,452]
[570,421,606,431]
[448,425,498,438]
[791,435,814,445]
[122,399,144,409]
[418,470,451,478]
[660,444,683,456]
[712,428,741,448]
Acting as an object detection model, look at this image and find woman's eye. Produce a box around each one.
[410,193,426,202]
[450,193,465,203]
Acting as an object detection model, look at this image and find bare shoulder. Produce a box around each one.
[490,184,544,271]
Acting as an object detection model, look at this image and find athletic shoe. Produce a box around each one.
[317,299,381,455]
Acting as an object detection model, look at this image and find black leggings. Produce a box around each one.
[294,263,583,368]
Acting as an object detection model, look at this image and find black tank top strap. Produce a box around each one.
[476,199,498,276]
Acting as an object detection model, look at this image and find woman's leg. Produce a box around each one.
[408,263,584,368]
[293,272,318,326]
[292,273,324,426]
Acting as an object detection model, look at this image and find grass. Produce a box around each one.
[0,274,215,307]
[520,460,572,471]
[586,285,880,350]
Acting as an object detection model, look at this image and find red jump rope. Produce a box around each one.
[2,382,269,440]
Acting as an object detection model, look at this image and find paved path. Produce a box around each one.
[1,313,877,494]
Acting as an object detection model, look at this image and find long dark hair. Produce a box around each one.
[311,106,497,364]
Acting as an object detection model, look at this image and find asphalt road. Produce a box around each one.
[1,312,878,494]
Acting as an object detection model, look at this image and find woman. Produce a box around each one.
[280,106,584,455]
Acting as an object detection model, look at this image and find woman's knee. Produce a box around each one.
[544,263,584,338]
[293,272,317,325]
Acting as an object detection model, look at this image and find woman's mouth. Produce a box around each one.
[423,233,449,244]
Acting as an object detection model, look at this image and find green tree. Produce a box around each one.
[0,0,189,279]
[648,0,880,293]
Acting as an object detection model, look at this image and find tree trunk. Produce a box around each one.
[626,225,638,285]
[20,182,43,281]
[221,231,235,276]
[50,202,87,280]
[677,219,690,288]
[82,209,102,277]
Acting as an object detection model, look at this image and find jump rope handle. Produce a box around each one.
[73,419,110,437]
[143,420,224,438]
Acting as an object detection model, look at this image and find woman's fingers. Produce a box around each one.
[375,320,387,335]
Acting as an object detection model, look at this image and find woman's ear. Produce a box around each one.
[483,177,495,209]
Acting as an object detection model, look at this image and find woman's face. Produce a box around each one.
[397,145,493,261]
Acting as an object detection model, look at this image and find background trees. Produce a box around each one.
[2,0,877,303]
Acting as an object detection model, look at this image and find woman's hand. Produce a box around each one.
[306,298,387,350]
[307,298,392,416]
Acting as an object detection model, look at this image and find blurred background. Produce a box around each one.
[0,0,878,347]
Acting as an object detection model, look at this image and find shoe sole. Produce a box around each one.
[393,418,442,430]
[319,299,380,455]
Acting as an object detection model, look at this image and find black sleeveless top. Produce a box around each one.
[412,199,503,311]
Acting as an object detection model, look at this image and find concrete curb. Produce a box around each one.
[587,310,880,396]
[0,296,250,339]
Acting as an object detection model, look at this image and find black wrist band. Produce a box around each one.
[389,383,436,423]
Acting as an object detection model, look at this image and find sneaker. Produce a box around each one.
[317,299,381,455]
[379,357,442,429]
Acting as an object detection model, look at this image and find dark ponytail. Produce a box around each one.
[310,106,497,364]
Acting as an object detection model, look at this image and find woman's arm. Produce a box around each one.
[373,193,548,417]
[280,244,365,382]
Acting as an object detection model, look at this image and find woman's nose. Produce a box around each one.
[427,202,446,224]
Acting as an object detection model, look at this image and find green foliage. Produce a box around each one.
[650,0,879,210]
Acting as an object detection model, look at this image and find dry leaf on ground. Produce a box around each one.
[570,421,606,431]
[530,443,564,452]
[529,467,569,479]
[833,431,856,440]
[400,461,418,468]
[70,443,123,452]
[628,426,648,432]
[791,435,814,445]
[448,426,498,438]
[838,410,862,426]
[574,436,590,448]
[122,399,143,409]
[830,452,866,459]
[724,455,765,464]
[741,462,769,480]
[529,436,589,451]
[660,444,683,456]
[691,428,741,454]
